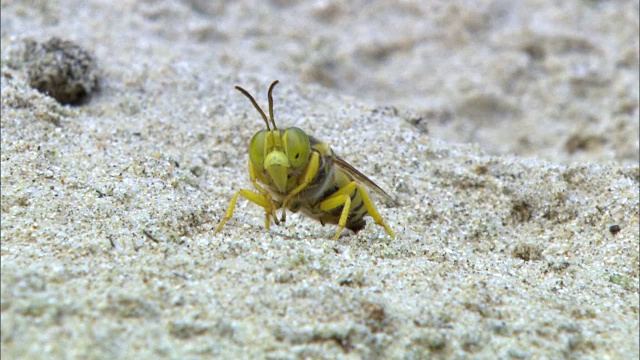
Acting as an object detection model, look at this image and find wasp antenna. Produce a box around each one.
[267,80,279,130]
[235,85,270,130]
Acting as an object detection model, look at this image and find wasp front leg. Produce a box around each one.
[216,160,279,233]
[216,188,278,232]
[280,151,320,223]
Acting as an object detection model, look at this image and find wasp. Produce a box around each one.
[216,80,395,240]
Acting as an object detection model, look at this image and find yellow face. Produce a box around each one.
[249,127,311,193]
[234,80,312,193]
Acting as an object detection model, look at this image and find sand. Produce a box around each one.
[1,1,638,359]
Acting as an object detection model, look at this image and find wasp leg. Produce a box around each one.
[250,180,280,226]
[319,181,395,239]
[280,151,320,223]
[354,183,395,238]
[216,189,277,232]
[249,158,280,226]
[319,191,352,241]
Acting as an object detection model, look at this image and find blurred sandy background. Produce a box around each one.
[1,1,638,359]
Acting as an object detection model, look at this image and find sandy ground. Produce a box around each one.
[1,1,638,359]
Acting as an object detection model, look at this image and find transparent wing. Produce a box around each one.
[333,155,397,206]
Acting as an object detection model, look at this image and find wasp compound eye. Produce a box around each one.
[249,130,267,171]
[283,127,311,168]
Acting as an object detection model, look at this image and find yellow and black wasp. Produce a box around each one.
[216,80,395,240]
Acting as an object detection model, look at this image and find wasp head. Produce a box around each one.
[237,80,311,193]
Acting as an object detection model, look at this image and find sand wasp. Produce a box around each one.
[216,80,395,240]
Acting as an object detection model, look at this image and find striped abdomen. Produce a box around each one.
[289,137,369,233]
